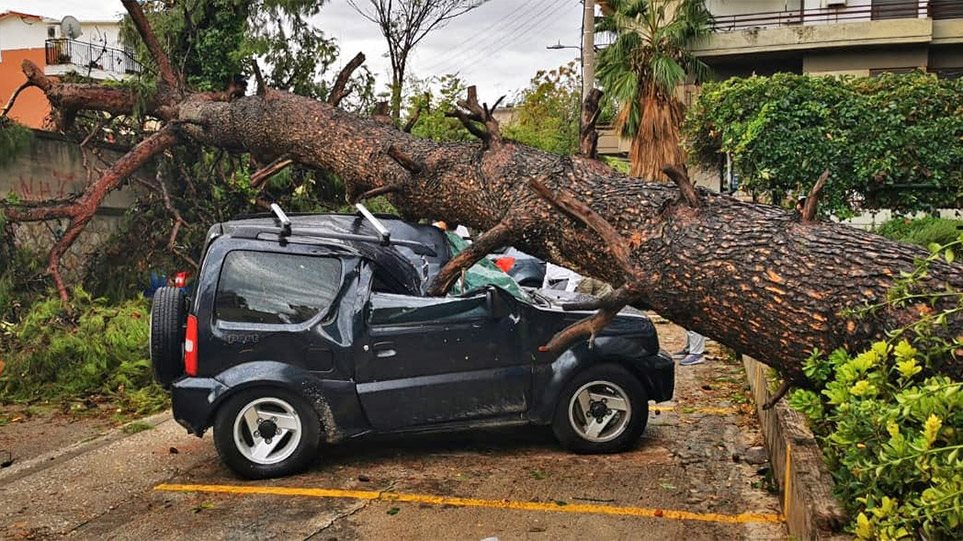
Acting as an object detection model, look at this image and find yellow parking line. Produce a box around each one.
[651,405,740,415]
[155,483,783,525]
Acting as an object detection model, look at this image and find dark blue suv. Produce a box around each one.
[149,206,673,479]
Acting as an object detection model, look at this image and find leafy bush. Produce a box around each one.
[0,288,166,415]
[789,236,963,538]
[685,73,963,217]
[876,216,963,257]
[0,117,32,167]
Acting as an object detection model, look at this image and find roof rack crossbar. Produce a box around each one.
[229,225,437,257]
[355,203,390,245]
[270,203,292,236]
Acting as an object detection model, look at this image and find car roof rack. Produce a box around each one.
[238,202,437,257]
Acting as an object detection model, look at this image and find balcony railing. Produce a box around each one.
[712,1,963,32]
[45,38,141,76]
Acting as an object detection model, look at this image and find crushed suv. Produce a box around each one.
[150,205,674,479]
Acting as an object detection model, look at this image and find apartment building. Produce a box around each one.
[0,11,138,128]
[698,0,963,78]
[597,0,963,166]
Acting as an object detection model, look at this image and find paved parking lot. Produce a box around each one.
[1,323,786,540]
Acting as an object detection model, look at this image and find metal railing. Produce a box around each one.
[712,1,963,32]
[45,38,141,76]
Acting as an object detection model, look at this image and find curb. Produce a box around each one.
[0,410,172,486]
[742,356,849,540]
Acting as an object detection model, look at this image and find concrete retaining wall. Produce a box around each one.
[743,356,850,540]
[0,130,148,278]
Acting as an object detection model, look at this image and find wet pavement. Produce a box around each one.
[0,322,787,540]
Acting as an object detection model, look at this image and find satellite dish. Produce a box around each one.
[60,16,82,40]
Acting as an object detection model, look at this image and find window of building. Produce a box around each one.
[215,251,341,325]
[869,67,919,77]
[47,26,56,38]
[930,68,963,80]
[871,0,919,20]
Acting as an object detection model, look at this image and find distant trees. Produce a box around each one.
[348,0,487,122]
[502,62,582,156]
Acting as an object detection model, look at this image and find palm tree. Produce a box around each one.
[596,0,712,180]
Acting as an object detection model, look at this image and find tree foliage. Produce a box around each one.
[595,0,712,179]
[348,0,487,121]
[502,62,581,156]
[404,74,474,142]
[0,288,165,415]
[685,73,963,217]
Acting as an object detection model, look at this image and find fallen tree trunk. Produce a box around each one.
[2,1,961,383]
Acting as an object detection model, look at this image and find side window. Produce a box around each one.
[368,292,488,327]
[215,251,341,325]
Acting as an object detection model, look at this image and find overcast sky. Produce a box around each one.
[1,0,585,102]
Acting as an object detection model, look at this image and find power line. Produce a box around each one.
[421,0,563,75]
[437,0,574,79]
[419,0,556,73]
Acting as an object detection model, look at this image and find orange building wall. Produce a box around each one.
[0,48,51,128]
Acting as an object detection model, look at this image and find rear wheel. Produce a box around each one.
[552,364,648,453]
[213,388,321,479]
[149,287,186,389]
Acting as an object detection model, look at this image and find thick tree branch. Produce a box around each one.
[387,145,424,175]
[662,165,700,208]
[39,126,180,301]
[251,60,267,96]
[579,88,603,159]
[351,184,401,204]
[402,96,427,133]
[802,169,830,223]
[328,52,366,107]
[427,218,517,296]
[763,380,793,410]
[120,0,179,89]
[449,86,503,148]
[250,156,293,189]
[528,176,639,282]
[1,80,33,118]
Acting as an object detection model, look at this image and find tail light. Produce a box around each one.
[494,256,515,273]
[184,314,198,376]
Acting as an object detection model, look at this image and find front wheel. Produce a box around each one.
[552,364,648,454]
[213,388,321,479]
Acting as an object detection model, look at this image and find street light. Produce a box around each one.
[546,41,580,51]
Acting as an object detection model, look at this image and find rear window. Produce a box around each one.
[215,251,342,325]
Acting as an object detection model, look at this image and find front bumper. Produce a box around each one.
[171,377,227,437]
[639,351,674,402]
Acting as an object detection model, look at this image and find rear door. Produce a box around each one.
[355,288,529,429]
[196,243,349,376]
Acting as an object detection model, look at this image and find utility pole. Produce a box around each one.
[581,0,595,104]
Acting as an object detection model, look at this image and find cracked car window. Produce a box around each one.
[215,251,341,325]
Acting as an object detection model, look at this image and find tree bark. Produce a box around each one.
[3,57,962,382]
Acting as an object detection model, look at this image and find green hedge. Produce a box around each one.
[685,73,963,217]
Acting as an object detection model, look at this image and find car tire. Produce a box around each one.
[213,387,321,479]
[150,287,186,389]
[552,363,648,454]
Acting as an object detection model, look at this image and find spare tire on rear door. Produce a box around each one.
[150,286,186,389]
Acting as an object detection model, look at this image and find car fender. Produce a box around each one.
[206,361,368,443]
[528,335,666,424]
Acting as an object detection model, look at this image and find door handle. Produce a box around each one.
[372,341,396,358]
